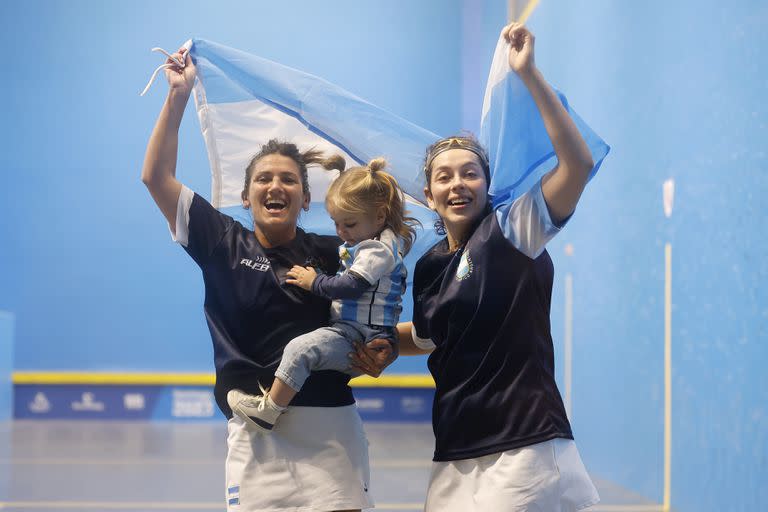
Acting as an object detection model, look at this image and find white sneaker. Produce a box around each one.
[227,386,284,434]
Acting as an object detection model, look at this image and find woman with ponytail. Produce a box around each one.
[142,47,379,512]
[228,157,419,435]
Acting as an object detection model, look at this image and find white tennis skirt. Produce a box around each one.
[225,404,373,511]
[425,438,599,512]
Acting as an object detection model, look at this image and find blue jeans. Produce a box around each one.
[275,321,396,392]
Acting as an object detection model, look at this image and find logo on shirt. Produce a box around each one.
[455,250,473,281]
[240,256,270,272]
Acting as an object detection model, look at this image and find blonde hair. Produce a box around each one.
[326,157,419,254]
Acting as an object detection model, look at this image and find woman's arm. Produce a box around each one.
[141,48,196,230]
[396,322,435,356]
[504,23,594,224]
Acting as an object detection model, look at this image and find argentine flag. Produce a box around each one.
[188,39,437,231]
[179,34,607,260]
[480,36,610,206]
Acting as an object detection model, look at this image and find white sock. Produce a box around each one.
[266,394,288,413]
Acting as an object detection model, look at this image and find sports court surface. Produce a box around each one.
[0,421,660,511]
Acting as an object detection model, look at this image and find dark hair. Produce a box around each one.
[423,134,492,237]
[241,139,345,201]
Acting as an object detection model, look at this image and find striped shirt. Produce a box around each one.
[330,228,406,327]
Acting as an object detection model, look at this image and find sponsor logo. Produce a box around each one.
[172,389,215,418]
[71,392,105,412]
[240,256,270,272]
[400,396,426,414]
[29,392,51,413]
[455,250,473,281]
[123,393,146,411]
[356,398,384,412]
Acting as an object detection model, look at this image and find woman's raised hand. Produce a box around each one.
[503,22,536,77]
[165,47,196,96]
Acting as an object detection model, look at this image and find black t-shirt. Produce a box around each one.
[413,208,573,461]
[182,192,353,417]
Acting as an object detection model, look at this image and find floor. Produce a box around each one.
[0,421,661,511]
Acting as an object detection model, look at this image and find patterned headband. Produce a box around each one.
[425,137,490,173]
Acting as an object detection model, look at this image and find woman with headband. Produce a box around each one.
[355,23,601,511]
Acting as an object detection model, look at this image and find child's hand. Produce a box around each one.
[286,265,317,291]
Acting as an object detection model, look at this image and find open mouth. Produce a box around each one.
[447,197,471,207]
[264,199,287,212]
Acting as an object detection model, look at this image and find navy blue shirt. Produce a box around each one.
[176,188,354,417]
[412,182,573,461]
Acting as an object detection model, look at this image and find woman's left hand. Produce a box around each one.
[286,265,317,290]
[503,22,536,77]
[350,339,398,378]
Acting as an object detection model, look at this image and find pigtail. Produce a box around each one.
[325,157,420,254]
[373,162,419,255]
[368,157,387,174]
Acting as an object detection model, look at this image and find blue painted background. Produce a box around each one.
[0,0,503,375]
[529,1,767,511]
[0,1,766,511]
[0,313,12,421]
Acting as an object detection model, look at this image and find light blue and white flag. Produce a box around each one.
[187,39,439,237]
[149,36,608,254]
[183,38,446,269]
[480,35,610,206]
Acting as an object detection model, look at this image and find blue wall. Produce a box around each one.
[528,1,767,511]
[0,0,503,374]
[0,312,12,420]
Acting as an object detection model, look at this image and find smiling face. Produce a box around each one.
[424,148,489,248]
[329,207,386,246]
[242,154,310,247]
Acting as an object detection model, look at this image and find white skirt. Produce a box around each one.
[425,438,599,512]
[225,404,373,511]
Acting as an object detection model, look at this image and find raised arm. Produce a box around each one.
[504,23,594,224]
[141,48,196,231]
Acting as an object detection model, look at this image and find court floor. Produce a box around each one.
[0,421,659,511]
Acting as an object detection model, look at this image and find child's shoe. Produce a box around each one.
[227,386,286,433]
